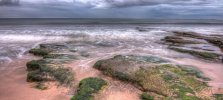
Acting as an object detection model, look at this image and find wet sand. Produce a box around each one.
[0,55,70,100]
[172,58,223,94]
[1,50,223,100]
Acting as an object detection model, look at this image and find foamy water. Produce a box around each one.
[0,24,223,64]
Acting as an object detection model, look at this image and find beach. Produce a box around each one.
[0,23,223,100]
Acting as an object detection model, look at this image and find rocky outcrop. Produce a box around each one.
[94,55,211,99]
[27,43,76,89]
[162,31,223,63]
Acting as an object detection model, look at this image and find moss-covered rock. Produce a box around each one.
[43,54,77,63]
[40,43,68,52]
[214,94,223,100]
[27,70,48,82]
[205,37,223,49]
[26,59,51,71]
[141,92,154,100]
[35,83,48,90]
[163,36,202,45]
[71,77,107,100]
[26,60,74,85]
[169,46,222,62]
[27,43,76,87]
[29,48,49,56]
[93,55,210,99]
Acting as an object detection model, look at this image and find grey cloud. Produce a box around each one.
[0,0,222,19]
[0,0,20,6]
[74,0,220,8]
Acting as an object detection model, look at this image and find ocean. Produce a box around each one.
[0,19,223,64]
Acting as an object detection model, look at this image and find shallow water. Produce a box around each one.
[1,24,222,63]
[0,24,223,99]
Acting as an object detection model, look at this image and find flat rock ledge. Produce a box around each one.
[94,55,215,100]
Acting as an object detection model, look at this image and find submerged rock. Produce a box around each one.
[94,55,211,99]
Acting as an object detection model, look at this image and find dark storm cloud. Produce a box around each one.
[0,0,222,19]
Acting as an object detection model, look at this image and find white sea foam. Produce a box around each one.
[0,24,222,64]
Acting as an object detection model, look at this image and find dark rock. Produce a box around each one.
[169,46,222,62]
[136,27,148,32]
[205,37,223,49]
[162,36,202,45]
[29,48,50,56]
[40,43,68,52]
[172,31,204,39]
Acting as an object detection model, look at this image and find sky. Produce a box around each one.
[0,0,222,19]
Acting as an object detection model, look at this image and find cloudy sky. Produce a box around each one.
[0,0,222,19]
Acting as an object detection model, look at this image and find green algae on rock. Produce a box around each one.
[163,36,202,45]
[214,94,223,100]
[27,43,76,89]
[26,60,75,85]
[141,92,154,100]
[162,31,223,63]
[29,48,50,56]
[40,43,69,52]
[93,55,211,99]
[169,46,222,62]
[205,37,223,49]
[71,77,107,100]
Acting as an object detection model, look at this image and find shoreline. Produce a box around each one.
[0,24,222,99]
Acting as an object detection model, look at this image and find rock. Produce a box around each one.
[27,43,76,88]
[161,31,223,63]
[26,60,48,71]
[94,55,209,99]
[213,94,223,100]
[43,54,77,63]
[172,31,204,39]
[29,48,50,56]
[27,71,49,82]
[69,48,78,52]
[80,51,90,57]
[162,36,202,45]
[35,83,48,90]
[141,92,154,100]
[71,77,107,100]
[26,60,75,85]
[169,46,222,62]
[40,43,68,52]
[205,37,223,49]
[136,27,148,32]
